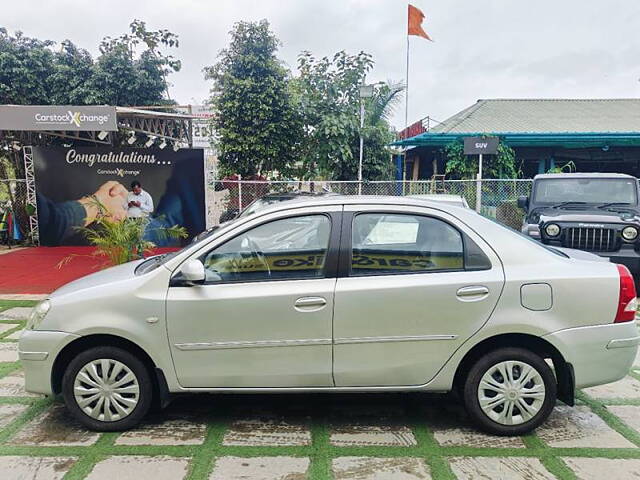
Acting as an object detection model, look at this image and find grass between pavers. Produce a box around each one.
[0,300,37,312]
[0,296,636,480]
[0,390,639,480]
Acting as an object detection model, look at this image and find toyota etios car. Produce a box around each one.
[20,196,640,435]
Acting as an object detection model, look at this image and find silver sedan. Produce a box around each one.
[19,196,640,435]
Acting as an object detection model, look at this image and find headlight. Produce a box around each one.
[545,223,561,237]
[26,300,50,330]
[622,226,638,241]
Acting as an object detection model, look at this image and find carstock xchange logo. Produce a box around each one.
[33,110,111,127]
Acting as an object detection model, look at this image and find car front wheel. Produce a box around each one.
[62,346,152,431]
[463,347,557,436]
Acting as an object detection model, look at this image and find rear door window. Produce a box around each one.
[350,213,464,275]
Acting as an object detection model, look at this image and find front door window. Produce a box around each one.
[202,214,331,283]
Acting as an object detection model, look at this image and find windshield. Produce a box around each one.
[135,217,243,275]
[533,178,637,205]
[238,198,272,218]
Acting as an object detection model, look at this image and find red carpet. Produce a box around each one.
[0,247,179,294]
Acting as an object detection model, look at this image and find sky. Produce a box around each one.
[4,0,640,130]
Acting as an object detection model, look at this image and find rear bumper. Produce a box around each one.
[543,321,639,389]
[599,249,640,277]
[18,330,79,396]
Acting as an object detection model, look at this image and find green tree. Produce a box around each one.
[0,28,55,104]
[0,20,180,108]
[358,81,404,180]
[91,20,180,106]
[293,51,399,180]
[204,20,302,177]
[49,40,95,105]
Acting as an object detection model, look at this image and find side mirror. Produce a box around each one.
[180,259,206,284]
[517,195,529,209]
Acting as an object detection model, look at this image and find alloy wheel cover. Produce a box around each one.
[477,360,546,426]
[73,359,140,422]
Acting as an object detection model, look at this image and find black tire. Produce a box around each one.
[62,346,153,431]
[463,347,557,436]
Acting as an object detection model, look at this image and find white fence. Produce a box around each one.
[206,179,533,230]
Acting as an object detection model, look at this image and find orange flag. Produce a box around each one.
[408,4,432,41]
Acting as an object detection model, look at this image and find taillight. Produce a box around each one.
[615,264,637,323]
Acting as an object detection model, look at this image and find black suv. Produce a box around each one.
[519,173,640,279]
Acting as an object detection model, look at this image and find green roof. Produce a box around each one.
[395,99,640,148]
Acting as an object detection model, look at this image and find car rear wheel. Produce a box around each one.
[62,346,152,431]
[463,347,557,436]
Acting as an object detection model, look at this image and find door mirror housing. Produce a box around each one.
[180,259,206,284]
[517,195,529,210]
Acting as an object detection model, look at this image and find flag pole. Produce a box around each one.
[403,30,410,191]
[405,35,410,131]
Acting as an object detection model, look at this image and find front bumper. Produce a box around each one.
[18,330,79,396]
[543,321,639,389]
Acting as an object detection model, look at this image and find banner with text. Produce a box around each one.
[33,146,205,246]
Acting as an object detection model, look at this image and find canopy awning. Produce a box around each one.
[392,132,640,149]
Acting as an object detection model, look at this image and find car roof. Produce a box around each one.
[409,194,465,201]
[248,195,473,218]
[260,191,337,198]
[533,172,637,180]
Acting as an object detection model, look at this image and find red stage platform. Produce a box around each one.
[0,247,178,295]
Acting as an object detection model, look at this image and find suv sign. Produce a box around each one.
[464,136,499,155]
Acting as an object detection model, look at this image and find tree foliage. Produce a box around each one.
[204,20,302,178]
[292,51,399,180]
[204,21,402,180]
[0,20,180,106]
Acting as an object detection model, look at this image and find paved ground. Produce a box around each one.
[1,303,640,479]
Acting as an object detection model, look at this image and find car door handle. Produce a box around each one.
[294,297,327,311]
[456,286,489,299]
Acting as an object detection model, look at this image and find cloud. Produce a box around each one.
[4,0,640,128]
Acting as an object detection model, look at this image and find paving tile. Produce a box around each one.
[332,457,431,480]
[448,457,556,480]
[86,456,190,480]
[0,307,33,320]
[536,405,634,448]
[424,404,525,448]
[223,416,311,446]
[0,370,40,397]
[210,456,310,480]
[330,424,416,447]
[0,455,77,480]
[328,404,416,447]
[116,416,207,445]
[606,405,640,432]
[6,328,23,340]
[0,323,19,335]
[582,376,640,400]
[0,403,29,428]
[0,342,18,362]
[562,457,640,480]
[11,404,100,446]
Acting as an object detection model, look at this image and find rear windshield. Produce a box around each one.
[486,217,568,258]
[533,178,637,205]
